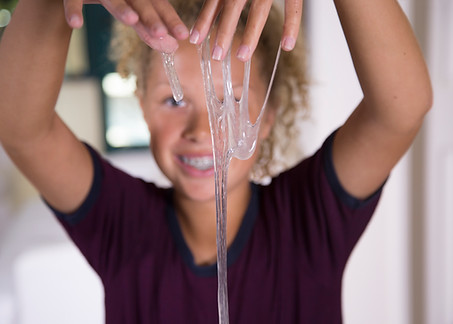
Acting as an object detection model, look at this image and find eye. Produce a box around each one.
[163,97,187,108]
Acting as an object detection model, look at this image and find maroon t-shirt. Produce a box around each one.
[50,132,383,323]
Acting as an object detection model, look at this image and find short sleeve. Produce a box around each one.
[45,144,169,280]
[265,131,384,275]
[322,131,385,209]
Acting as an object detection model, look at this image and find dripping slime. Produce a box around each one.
[161,52,184,102]
[199,35,281,324]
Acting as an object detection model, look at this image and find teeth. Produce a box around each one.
[181,156,214,171]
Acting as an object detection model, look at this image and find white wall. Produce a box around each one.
[418,0,453,323]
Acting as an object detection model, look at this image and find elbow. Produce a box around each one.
[414,81,433,131]
[397,63,434,128]
[376,78,433,134]
[418,77,434,116]
[417,64,434,114]
[401,75,433,129]
[404,84,433,133]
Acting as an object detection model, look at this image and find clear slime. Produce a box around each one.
[198,35,281,324]
[161,52,184,102]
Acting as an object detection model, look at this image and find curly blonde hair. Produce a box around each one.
[110,0,309,182]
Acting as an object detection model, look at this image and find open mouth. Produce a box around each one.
[179,155,214,171]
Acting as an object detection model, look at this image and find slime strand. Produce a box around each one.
[161,52,184,102]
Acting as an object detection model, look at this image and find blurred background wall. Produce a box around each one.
[0,0,452,323]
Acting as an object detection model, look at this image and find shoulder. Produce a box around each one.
[268,130,384,210]
[48,144,171,276]
[50,144,167,226]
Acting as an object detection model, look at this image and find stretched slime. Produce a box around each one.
[198,35,281,324]
[160,33,281,324]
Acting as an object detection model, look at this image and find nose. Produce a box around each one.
[183,106,211,143]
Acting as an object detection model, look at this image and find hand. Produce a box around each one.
[63,0,189,53]
[189,0,303,62]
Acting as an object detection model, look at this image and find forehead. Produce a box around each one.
[147,38,266,91]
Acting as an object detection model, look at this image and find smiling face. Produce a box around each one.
[138,38,275,204]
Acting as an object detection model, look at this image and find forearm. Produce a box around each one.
[0,0,72,148]
[334,0,432,131]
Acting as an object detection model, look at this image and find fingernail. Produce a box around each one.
[236,45,250,61]
[282,37,296,51]
[69,15,82,28]
[150,23,167,37]
[212,45,223,61]
[174,24,189,39]
[121,9,138,25]
[189,29,200,44]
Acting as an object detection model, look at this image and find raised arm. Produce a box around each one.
[0,0,94,213]
[331,0,432,199]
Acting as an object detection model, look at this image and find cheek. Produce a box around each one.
[148,116,185,151]
[148,122,170,141]
[148,127,172,166]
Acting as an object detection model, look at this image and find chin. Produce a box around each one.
[176,182,216,203]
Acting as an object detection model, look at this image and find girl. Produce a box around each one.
[0,0,431,323]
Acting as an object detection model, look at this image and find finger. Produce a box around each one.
[151,0,189,40]
[128,0,168,38]
[213,0,248,61]
[99,0,139,26]
[64,0,84,29]
[236,0,273,62]
[134,22,179,53]
[189,0,222,45]
[282,0,303,51]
